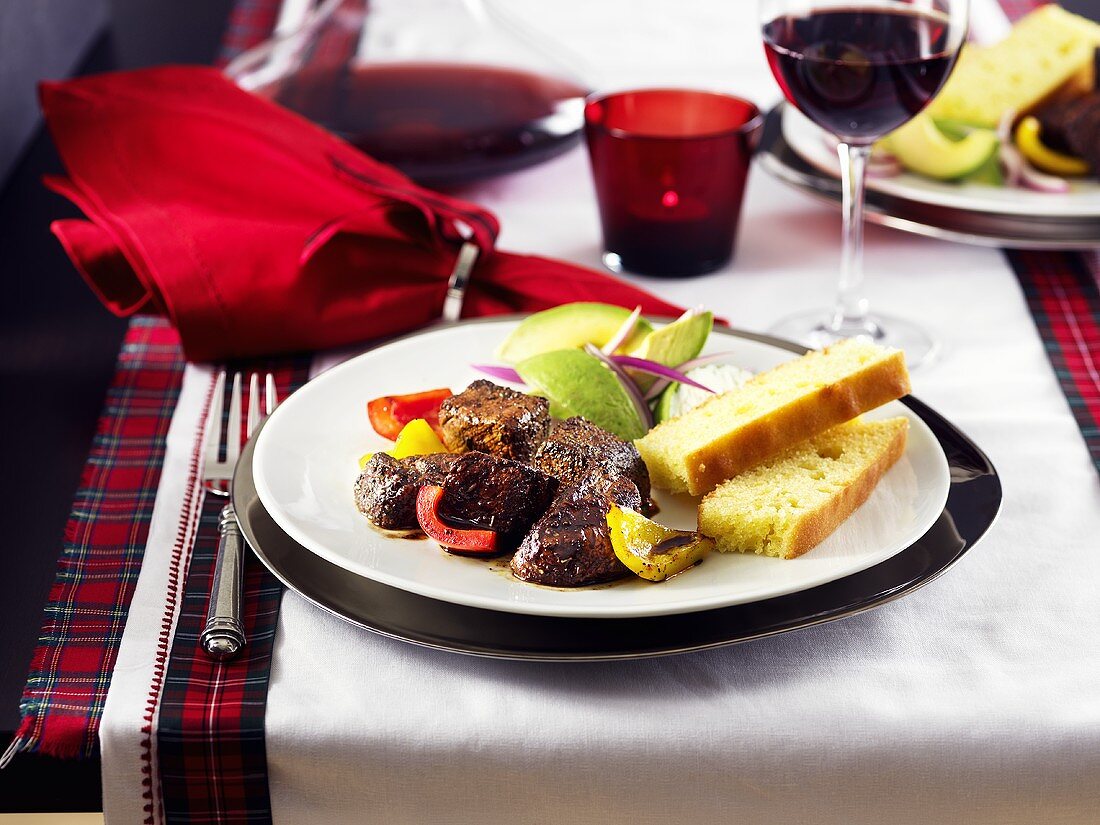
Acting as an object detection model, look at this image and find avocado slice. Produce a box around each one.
[515,349,647,441]
[495,303,654,365]
[630,310,712,367]
[888,113,998,181]
[625,309,712,390]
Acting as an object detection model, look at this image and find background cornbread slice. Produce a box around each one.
[634,339,910,496]
[926,5,1100,128]
[698,417,908,560]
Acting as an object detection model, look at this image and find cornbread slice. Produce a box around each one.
[634,339,910,496]
[698,417,908,560]
[927,6,1100,128]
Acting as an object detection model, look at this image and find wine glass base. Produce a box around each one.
[768,310,940,369]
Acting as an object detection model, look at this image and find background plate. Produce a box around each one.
[233,339,1002,661]
[253,321,950,619]
[782,104,1100,219]
[760,109,1100,250]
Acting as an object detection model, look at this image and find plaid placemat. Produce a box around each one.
[1007,250,1100,472]
[3,318,185,764]
[153,361,309,825]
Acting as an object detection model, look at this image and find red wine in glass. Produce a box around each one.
[760,0,966,369]
[270,62,587,186]
[763,6,956,142]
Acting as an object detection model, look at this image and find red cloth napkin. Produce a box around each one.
[40,66,684,361]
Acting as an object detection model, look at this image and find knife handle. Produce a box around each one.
[200,504,246,660]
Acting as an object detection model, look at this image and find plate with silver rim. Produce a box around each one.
[232,324,1002,661]
[760,106,1100,250]
[250,318,951,619]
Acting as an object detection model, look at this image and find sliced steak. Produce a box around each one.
[532,417,653,513]
[354,452,459,530]
[438,452,557,548]
[510,476,641,587]
[438,380,550,462]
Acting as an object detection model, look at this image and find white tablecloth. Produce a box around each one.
[102,0,1100,821]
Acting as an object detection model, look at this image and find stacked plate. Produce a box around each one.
[760,105,1100,250]
[232,318,1002,660]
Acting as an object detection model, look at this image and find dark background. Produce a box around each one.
[0,0,231,811]
[1,0,1098,814]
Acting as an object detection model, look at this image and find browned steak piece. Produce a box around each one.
[438,380,550,462]
[1036,93,1100,158]
[1065,93,1100,172]
[1035,97,1089,154]
[438,452,557,548]
[509,476,641,587]
[403,453,458,484]
[354,452,459,530]
[531,417,653,514]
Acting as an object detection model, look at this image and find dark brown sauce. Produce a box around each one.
[365,520,427,540]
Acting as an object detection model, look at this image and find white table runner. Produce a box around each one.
[102,0,1100,821]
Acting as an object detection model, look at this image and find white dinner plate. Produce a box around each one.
[782,104,1100,219]
[252,319,951,619]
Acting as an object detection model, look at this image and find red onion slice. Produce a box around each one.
[609,355,715,393]
[867,159,903,178]
[472,365,525,384]
[642,352,740,400]
[584,344,654,431]
[601,305,642,355]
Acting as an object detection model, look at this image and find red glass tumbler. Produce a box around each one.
[584,89,761,277]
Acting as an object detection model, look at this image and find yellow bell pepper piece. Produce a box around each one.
[358,418,448,469]
[606,505,713,582]
[390,418,447,458]
[1015,116,1090,177]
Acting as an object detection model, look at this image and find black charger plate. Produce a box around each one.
[232,328,1001,661]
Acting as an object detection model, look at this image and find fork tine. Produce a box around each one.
[265,373,279,416]
[204,371,226,471]
[226,372,243,466]
[247,373,261,438]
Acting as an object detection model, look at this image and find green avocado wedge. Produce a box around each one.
[885,113,998,181]
[515,349,647,441]
[628,309,713,390]
[631,309,711,364]
[494,303,654,365]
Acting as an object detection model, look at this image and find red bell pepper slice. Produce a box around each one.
[415,485,498,555]
[367,388,452,441]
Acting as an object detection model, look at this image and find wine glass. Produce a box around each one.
[760,0,968,367]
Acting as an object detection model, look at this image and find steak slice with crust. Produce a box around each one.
[438,380,550,462]
[354,452,458,530]
[531,417,654,514]
[510,475,641,587]
[438,452,557,548]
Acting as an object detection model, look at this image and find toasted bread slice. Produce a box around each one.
[634,339,910,496]
[697,417,908,559]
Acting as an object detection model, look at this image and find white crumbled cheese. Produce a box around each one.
[667,364,754,419]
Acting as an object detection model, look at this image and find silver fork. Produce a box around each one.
[199,371,279,660]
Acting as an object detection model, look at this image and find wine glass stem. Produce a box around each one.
[832,142,879,338]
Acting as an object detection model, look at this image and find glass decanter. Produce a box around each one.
[226,0,589,186]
